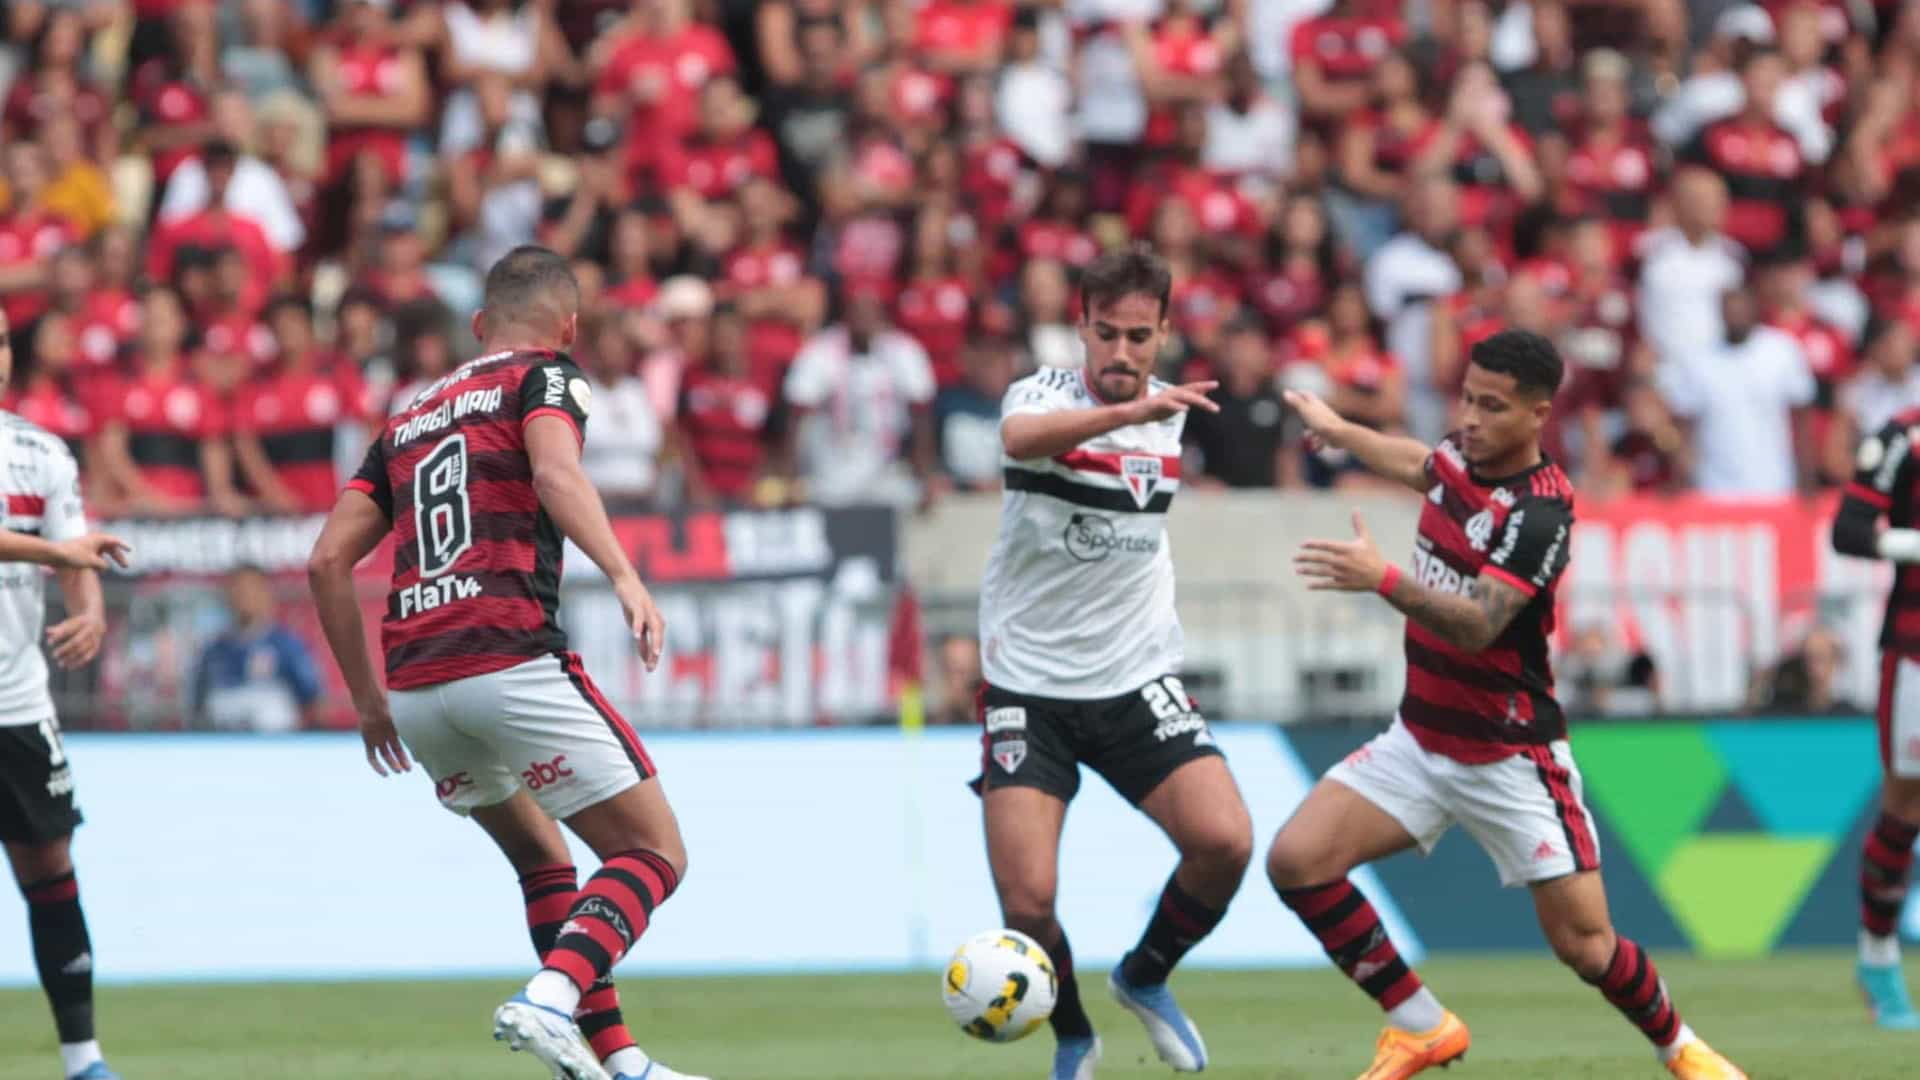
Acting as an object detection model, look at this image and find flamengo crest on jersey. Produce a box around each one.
[978,367,1186,699]
[0,412,89,725]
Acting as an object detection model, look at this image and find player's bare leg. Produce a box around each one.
[1532,871,1745,1078]
[6,837,115,1080]
[1268,779,1466,1080]
[984,785,1096,1080]
[1858,777,1920,1027]
[1108,756,1253,1071]
[492,781,705,1080]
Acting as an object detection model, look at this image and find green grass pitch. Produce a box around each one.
[0,950,1901,1079]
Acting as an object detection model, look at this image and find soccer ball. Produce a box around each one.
[942,929,1058,1043]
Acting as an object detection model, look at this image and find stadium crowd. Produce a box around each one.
[1,0,1917,517]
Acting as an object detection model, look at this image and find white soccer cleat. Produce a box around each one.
[492,992,610,1080]
[1108,966,1208,1071]
[612,1061,712,1080]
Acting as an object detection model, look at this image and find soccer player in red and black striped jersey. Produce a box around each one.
[1831,404,1920,1029]
[1268,330,1747,1080]
[306,247,707,1080]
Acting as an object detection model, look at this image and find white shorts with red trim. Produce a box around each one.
[1876,653,1920,779]
[390,652,655,820]
[1325,716,1601,888]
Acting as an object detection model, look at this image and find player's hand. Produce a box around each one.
[45,612,106,668]
[1295,511,1390,593]
[616,576,667,673]
[1282,388,1348,448]
[49,532,133,571]
[1129,381,1221,424]
[358,700,412,777]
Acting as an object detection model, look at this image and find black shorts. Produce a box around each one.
[971,675,1224,806]
[0,719,82,845]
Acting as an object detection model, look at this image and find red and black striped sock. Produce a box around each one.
[22,872,94,1043]
[520,864,637,1060]
[1862,812,1920,940]
[541,850,680,993]
[1120,874,1227,986]
[1277,879,1423,1010]
[1586,937,1682,1047]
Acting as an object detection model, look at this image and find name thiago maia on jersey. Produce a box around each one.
[392,386,506,447]
[1063,512,1158,563]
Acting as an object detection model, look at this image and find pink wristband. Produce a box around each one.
[1376,564,1402,598]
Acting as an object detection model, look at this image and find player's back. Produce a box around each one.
[347,347,593,691]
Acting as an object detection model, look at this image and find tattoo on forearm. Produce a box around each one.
[1387,576,1527,652]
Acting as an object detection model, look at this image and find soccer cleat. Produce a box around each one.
[67,1065,119,1080]
[1664,1039,1747,1080]
[1354,1011,1470,1080]
[492,992,610,1080]
[1051,1035,1101,1080]
[1108,965,1207,1071]
[1858,961,1920,1029]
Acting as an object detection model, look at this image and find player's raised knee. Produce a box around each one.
[998,886,1060,938]
[1186,820,1254,879]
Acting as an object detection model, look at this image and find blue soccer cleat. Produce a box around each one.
[1859,961,1920,1030]
[492,991,609,1080]
[67,1064,119,1080]
[1109,964,1207,1071]
[612,1061,712,1080]
[1051,1035,1101,1080]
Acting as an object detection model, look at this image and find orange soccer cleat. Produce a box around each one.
[1665,1039,1748,1080]
[1355,1011,1472,1080]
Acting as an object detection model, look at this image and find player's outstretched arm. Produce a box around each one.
[1833,421,1920,562]
[1002,380,1219,461]
[1295,511,1546,654]
[526,416,666,670]
[308,489,410,776]
[0,530,132,571]
[1282,388,1430,492]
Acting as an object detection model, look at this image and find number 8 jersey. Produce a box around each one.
[348,349,593,690]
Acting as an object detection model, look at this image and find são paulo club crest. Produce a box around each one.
[1122,456,1163,509]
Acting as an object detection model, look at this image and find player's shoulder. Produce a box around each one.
[1505,462,1576,518]
[1006,365,1088,407]
[0,410,75,466]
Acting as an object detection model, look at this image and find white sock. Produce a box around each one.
[524,969,582,1015]
[1862,930,1903,968]
[59,1040,103,1077]
[604,1046,651,1076]
[1385,987,1446,1033]
[1656,1023,1696,1064]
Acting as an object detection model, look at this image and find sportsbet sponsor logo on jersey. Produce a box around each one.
[1062,513,1158,562]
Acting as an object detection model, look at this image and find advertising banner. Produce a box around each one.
[74,506,902,730]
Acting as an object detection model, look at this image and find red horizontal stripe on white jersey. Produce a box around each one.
[5,494,46,516]
[1052,449,1183,479]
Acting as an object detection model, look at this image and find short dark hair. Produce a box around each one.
[1079,244,1173,322]
[1469,328,1563,399]
[483,245,579,330]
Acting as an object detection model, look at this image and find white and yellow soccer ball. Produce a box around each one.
[942,929,1058,1043]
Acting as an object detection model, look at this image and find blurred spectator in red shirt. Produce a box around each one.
[146,141,286,311]
[1252,192,1339,338]
[1557,49,1659,264]
[1681,47,1809,258]
[310,0,431,241]
[1294,281,1406,437]
[0,141,79,329]
[3,9,114,157]
[660,75,781,229]
[1332,48,1433,259]
[912,0,1013,76]
[436,0,572,158]
[7,311,97,465]
[1831,319,1920,480]
[895,204,975,388]
[674,302,782,506]
[200,248,277,366]
[757,0,879,91]
[131,3,223,189]
[1598,378,1687,495]
[94,287,243,516]
[1128,0,1231,153]
[1412,61,1544,244]
[722,178,823,391]
[592,0,737,184]
[1291,0,1407,128]
[58,236,137,390]
[231,297,367,513]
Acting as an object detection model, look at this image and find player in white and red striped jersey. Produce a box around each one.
[307,247,705,1080]
[1271,331,1745,1080]
[976,246,1254,1080]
